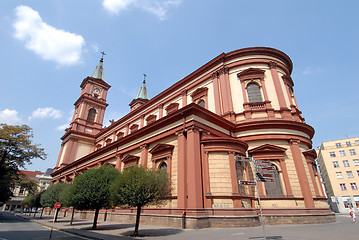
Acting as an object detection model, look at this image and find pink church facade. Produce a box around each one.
[51,47,334,228]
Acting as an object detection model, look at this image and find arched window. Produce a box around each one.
[87,108,96,122]
[264,164,283,197]
[198,99,205,108]
[159,161,167,170]
[247,82,263,103]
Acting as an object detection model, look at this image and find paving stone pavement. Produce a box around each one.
[14,212,359,240]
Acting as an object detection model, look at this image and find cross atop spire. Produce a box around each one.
[100,51,106,62]
[143,74,147,83]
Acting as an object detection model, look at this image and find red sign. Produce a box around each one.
[54,202,61,209]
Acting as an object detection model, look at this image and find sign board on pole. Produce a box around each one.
[54,202,61,209]
[238,180,257,186]
[234,156,253,162]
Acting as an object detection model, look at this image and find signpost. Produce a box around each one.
[49,202,61,239]
[237,157,274,240]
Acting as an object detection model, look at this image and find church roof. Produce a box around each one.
[136,79,149,100]
[91,57,106,81]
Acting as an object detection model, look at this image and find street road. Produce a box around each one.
[0,211,89,240]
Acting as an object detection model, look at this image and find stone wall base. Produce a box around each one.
[42,208,336,229]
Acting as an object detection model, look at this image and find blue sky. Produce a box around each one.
[1,0,358,172]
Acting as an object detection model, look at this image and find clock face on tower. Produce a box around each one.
[93,88,100,95]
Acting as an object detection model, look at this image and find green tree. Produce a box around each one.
[111,166,171,236]
[21,191,44,216]
[40,182,68,221]
[0,124,46,203]
[59,183,76,224]
[71,165,120,230]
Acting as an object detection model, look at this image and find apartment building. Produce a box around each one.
[317,137,359,213]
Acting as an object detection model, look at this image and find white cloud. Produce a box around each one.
[13,5,85,66]
[29,107,63,121]
[302,67,312,75]
[302,67,323,76]
[56,109,74,131]
[56,123,69,131]
[0,109,23,125]
[103,0,182,20]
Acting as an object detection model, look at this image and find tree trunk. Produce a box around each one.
[92,208,100,230]
[70,208,75,225]
[134,205,142,237]
[34,207,37,217]
[40,208,44,219]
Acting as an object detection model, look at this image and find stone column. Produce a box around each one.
[140,144,148,168]
[218,66,234,114]
[269,61,291,118]
[115,154,122,171]
[228,152,241,208]
[201,148,212,208]
[279,158,293,196]
[186,126,203,209]
[289,139,315,207]
[181,90,187,107]
[176,130,187,209]
[211,73,222,115]
[306,160,320,197]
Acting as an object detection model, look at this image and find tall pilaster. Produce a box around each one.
[289,139,315,207]
[186,126,203,209]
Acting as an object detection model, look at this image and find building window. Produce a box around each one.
[247,82,263,103]
[357,170,359,177]
[336,172,343,178]
[264,164,283,198]
[336,143,342,148]
[349,149,356,155]
[333,161,339,168]
[158,161,167,170]
[347,171,354,178]
[198,99,206,108]
[340,183,347,190]
[87,108,96,122]
[346,141,352,147]
[343,160,350,167]
[351,183,358,190]
[339,150,346,157]
[330,152,336,157]
[354,159,359,166]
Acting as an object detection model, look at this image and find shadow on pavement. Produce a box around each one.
[81,223,135,230]
[121,228,183,237]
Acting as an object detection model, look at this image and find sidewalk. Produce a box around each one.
[16,212,184,240]
[15,212,359,240]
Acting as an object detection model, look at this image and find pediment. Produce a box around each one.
[149,143,174,155]
[237,68,265,80]
[248,144,286,154]
[190,87,208,98]
[122,154,140,163]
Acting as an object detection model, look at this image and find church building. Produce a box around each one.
[51,47,334,228]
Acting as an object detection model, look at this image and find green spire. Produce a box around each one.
[91,53,106,81]
[136,74,149,100]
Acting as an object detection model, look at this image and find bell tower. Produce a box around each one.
[55,55,111,169]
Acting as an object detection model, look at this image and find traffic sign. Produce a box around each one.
[256,166,275,171]
[235,156,253,162]
[239,180,256,186]
[254,160,271,165]
[54,202,61,209]
[256,173,275,182]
